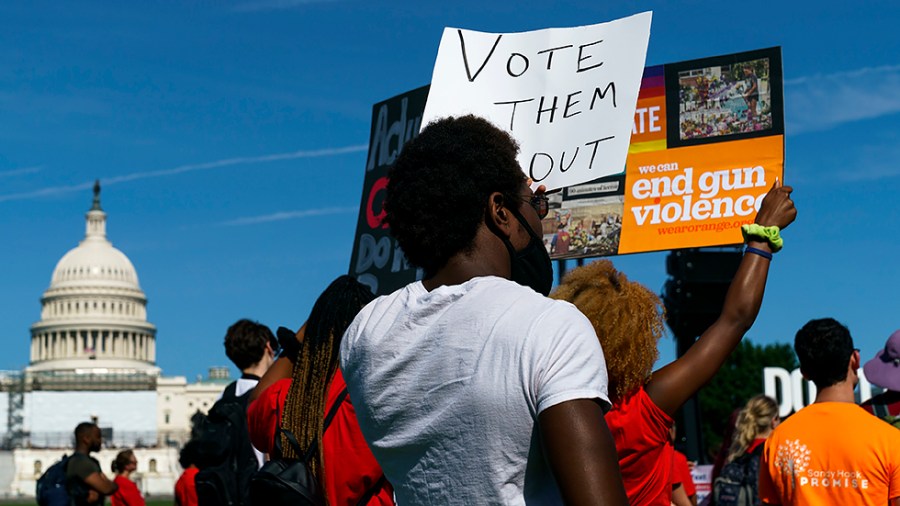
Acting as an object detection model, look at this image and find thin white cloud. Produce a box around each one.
[0,166,42,178]
[220,206,356,226]
[0,145,367,203]
[231,0,339,12]
[786,64,900,134]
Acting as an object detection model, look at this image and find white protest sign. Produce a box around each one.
[422,12,652,191]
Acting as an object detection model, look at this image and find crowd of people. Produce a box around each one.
[47,115,900,506]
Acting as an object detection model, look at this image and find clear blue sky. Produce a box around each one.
[1,0,899,381]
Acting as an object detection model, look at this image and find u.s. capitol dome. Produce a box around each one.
[28,181,159,378]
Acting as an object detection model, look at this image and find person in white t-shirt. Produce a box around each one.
[340,115,627,505]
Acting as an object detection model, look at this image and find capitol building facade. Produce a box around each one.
[0,184,226,498]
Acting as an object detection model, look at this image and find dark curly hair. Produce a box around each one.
[385,115,526,277]
[224,319,275,370]
[179,440,199,469]
[795,318,854,389]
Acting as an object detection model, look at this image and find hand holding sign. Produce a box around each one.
[422,12,652,191]
[754,178,796,230]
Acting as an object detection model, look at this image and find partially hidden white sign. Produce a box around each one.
[422,12,652,191]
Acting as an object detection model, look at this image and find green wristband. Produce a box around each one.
[741,224,783,252]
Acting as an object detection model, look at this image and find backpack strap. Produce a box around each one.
[302,387,349,462]
[356,475,387,506]
[323,388,349,431]
[221,381,239,401]
[273,387,350,462]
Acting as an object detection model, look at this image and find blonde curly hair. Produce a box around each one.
[551,260,666,404]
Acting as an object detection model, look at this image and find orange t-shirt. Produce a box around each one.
[759,402,900,505]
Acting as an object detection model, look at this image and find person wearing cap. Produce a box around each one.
[861,329,900,418]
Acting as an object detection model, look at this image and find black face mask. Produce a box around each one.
[499,206,554,296]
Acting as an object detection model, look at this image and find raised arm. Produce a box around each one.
[539,399,628,505]
[249,324,305,403]
[646,180,796,416]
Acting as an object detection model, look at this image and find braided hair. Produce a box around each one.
[280,275,375,483]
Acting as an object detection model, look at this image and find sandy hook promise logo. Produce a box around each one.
[774,439,871,490]
[775,439,811,485]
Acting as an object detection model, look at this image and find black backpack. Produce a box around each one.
[195,381,258,506]
[36,455,70,506]
[36,454,91,506]
[712,444,764,506]
[250,388,386,506]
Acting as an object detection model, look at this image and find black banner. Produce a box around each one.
[348,85,430,296]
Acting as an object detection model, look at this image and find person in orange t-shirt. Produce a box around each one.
[552,179,797,506]
[759,318,900,506]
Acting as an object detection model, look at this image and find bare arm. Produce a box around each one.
[646,181,796,416]
[539,399,628,505]
[671,483,692,506]
[83,471,118,495]
[249,324,305,402]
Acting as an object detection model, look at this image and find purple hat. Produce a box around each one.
[864,330,900,391]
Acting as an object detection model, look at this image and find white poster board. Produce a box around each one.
[422,12,652,191]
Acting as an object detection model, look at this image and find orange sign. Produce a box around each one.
[619,135,783,253]
[543,47,784,259]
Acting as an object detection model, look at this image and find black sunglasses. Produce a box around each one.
[508,193,550,219]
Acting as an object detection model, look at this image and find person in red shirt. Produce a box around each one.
[248,275,392,505]
[552,180,796,506]
[109,450,144,506]
[670,425,697,506]
[175,441,199,506]
[672,449,697,506]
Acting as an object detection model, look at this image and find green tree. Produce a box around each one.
[697,339,797,459]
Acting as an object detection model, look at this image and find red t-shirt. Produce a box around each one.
[110,475,144,506]
[605,386,675,506]
[671,449,696,497]
[861,391,900,417]
[247,369,393,505]
[174,467,198,506]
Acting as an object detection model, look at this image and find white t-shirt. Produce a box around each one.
[340,276,610,505]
